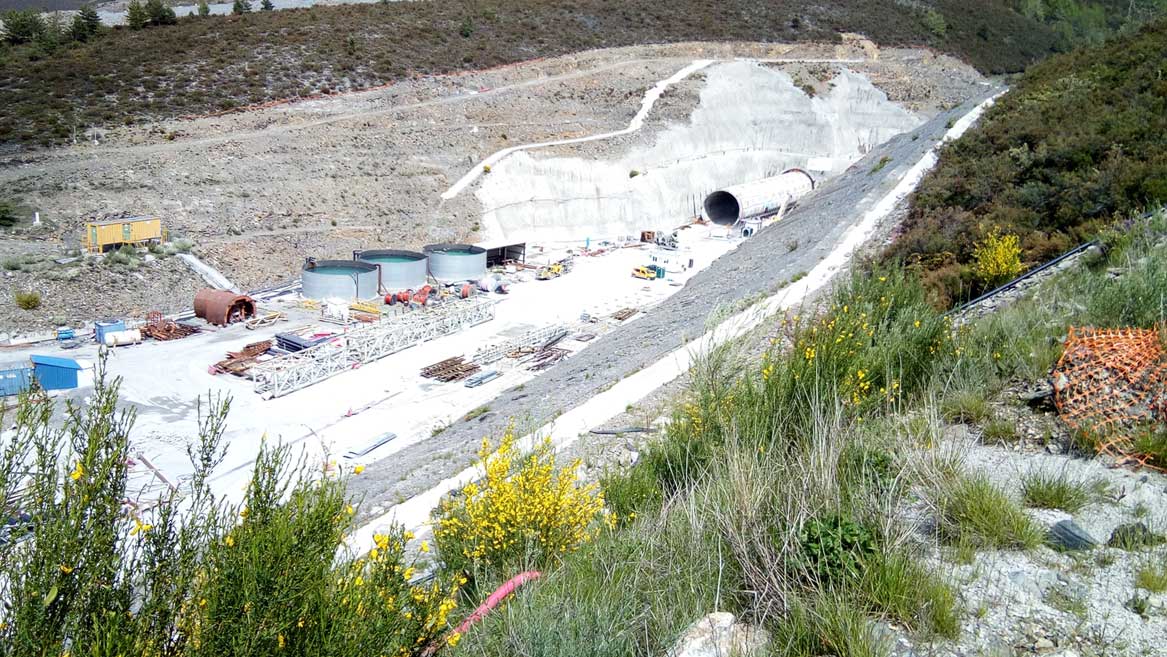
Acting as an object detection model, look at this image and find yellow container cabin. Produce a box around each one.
[84,216,163,253]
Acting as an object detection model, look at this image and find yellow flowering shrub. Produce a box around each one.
[972,228,1023,287]
[433,429,606,576]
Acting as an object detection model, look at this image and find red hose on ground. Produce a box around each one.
[454,570,541,636]
[421,570,541,656]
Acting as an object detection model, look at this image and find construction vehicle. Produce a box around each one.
[536,257,572,280]
[632,265,665,280]
[537,262,564,280]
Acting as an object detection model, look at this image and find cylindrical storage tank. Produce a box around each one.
[103,329,142,347]
[301,259,380,300]
[423,244,487,284]
[702,168,816,225]
[355,249,428,293]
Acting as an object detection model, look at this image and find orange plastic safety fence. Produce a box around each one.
[1051,326,1167,469]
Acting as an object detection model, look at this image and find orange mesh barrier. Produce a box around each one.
[1052,326,1167,469]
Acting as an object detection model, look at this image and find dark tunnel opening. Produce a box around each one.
[703,191,741,225]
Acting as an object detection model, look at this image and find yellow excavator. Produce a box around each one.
[536,262,565,280]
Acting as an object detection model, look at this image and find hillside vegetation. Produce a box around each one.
[0,0,1113,147]
[887,19,1167,306]
[5,212,1163,655]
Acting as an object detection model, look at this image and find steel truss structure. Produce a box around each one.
[250,297,496,398]
[472,324,567,365]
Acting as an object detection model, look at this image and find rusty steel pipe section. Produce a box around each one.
[194,288,257,326]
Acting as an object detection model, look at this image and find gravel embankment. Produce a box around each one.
[347,87,1002,518]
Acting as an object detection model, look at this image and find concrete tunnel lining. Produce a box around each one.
[703,191,742,225]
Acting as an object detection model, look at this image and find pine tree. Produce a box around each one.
[144,0,176,25]
[261,0,273,10]
[232,0,252,14]
[73,4,101,40]
[125,0,148,30]
[0,9,46,45]
[197,0,210,17]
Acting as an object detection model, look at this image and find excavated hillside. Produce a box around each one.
[0,40,986,335]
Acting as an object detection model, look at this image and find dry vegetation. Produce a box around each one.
[0,0,1071,147]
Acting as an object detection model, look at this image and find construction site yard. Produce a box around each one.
[0,229,739,503]
[0,39,987,336]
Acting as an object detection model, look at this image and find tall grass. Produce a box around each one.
[0,366,462,655]
[452,269,958,656]
[452,499,734,657]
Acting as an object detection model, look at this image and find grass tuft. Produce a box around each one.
[1135,560,1167,593]
[13,289,41,310]
[940,390,991,424]
[934,475,1044,550]
[980,417,1019,444]
[1020,469,1092,513]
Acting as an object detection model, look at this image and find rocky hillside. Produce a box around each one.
[0,0,1110,147]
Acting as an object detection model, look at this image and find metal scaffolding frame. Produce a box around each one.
[250,297,496,398]
[472,324,567,365]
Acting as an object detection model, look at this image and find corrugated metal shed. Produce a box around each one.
[0,367,33,397]
[30,355,83,391]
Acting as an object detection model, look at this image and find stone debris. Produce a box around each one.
[1046,519,1098,552]
[665,612,769,657]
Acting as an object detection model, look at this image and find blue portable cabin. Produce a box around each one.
[94,320,125,344]
[30,355,85,391]
[0,367,33,397]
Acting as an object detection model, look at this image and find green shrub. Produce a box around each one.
[922,9,947,37]
[0,366,463,655]
[600,462,662,525]
[2,257,21,270]
[935,475,1044,550]
[795,515,877,585]
[868,155,892,174]
[1020,469,1092,513]
[14,289,41,310]
[887,21,1167,307]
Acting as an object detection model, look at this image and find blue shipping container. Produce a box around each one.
[94,320,125,344]
[0,367,33,397]
[30,355,83,391]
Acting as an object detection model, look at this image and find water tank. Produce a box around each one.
[423,244,487,284]
[355,249,428,293]
[301,259,380,300]
[703,169,816,225]
[102,329,142,347]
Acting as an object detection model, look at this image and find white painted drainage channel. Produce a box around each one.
[177,253,240,293]
[346,91,1005,554]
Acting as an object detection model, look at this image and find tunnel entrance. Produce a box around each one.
[703,191,741,225]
